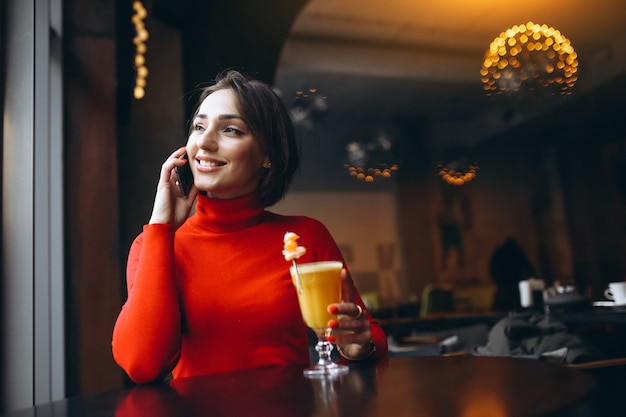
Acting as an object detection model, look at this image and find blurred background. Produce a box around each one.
[3,0,626,412]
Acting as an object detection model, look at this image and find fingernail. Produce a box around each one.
[328,305,339,314]
[328,320,339,329]
[327,336,336,343]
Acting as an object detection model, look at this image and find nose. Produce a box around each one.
[197,124,218,151]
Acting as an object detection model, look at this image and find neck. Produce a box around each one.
[193,193,266,233]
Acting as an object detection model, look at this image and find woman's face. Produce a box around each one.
[185,89,269,200]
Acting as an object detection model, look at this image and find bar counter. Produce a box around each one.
[1,355,600,417]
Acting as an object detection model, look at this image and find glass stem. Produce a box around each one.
[316,331,334,367]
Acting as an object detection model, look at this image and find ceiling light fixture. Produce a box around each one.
[437,161,479,186]
[480,22,578,97]
[345,130,399,183]
[289,87,328,129]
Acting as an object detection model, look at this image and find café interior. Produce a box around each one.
[3,0,626,415]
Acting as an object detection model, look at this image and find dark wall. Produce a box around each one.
[153,0,309,116]
[64,0,124,396]
[475,74,626,297]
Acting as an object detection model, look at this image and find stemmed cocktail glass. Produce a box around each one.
[290,261,349,378]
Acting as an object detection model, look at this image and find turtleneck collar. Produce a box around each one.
[191,193,267,233]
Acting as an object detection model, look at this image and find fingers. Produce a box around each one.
[173,146,187,159]
[328,302,370,335]
[158,147,188,186]
[330,270,373,357]
[149,147,195,226]
[328,317,371,347]
[173,147,189,166]
[354,304,364,319]
[341,268,355,304]
[169,147,191,173]
[327,302,363,319]
[328,300,371,355]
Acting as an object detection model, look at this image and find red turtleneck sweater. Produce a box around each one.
[112,194,387,383]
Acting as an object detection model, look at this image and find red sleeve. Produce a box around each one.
[111,224,182,383]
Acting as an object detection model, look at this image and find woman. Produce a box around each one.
[112,70,387,384]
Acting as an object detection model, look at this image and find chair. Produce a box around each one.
[452,284,496,312]
[419,284,454,317]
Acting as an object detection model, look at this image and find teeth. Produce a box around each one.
[199,160,225,167]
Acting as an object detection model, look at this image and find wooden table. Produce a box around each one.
[1,356,598,417]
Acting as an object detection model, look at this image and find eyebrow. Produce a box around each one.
[194,113,246,122]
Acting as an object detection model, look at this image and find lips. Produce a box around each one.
[198,159,226,168]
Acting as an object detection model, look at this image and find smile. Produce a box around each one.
[198,160,226,167]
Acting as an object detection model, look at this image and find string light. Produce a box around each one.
[344,163,399,183]
[480,22,578,97]
[345,130,399,183]
[132,1,149,99]
[437,161,479,186]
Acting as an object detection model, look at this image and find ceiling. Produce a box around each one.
[274,0,626,158]
[279,0,626,81]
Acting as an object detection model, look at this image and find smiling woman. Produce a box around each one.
[111,70,388,384]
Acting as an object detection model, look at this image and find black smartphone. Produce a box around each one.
[174,152,194,196]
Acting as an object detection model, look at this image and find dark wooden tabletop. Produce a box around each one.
[1,356,598,417]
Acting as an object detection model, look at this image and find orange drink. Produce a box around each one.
[290,261,343,331]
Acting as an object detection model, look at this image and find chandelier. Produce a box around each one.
[345,130,399,183]
[437,161,479,186]
[289,87,328,129]
[480,22,578,97]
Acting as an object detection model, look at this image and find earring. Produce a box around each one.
[264,162,272,169]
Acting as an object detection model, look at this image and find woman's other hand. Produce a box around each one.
[327,269,375,360]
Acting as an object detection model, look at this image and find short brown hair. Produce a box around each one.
[191,70,300,207]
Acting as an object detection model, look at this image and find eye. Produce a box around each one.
[193,124,205,132]
[224,126,244,135]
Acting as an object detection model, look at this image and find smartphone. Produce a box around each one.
[174,152,194,196]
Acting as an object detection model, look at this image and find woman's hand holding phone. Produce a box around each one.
[175,152,194,196]
[149,147,198,229]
